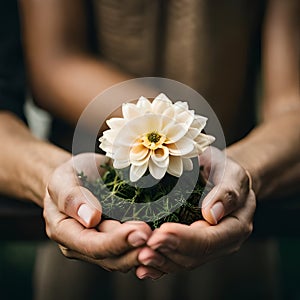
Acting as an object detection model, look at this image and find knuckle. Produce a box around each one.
[222,188,240,211]
[61,192,74,213]
[57,186,78,213]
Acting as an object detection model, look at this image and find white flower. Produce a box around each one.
[99,93,215,182]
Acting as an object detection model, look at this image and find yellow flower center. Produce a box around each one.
[147,132,161,143]
[142,131,165,150]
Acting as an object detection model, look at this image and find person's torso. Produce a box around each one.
[92,0,265,145]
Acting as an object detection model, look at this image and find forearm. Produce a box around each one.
[27,54,131,126]
[229,0,300,201]
[0,111,70,206]
[19,0,131,126]
[227,109,300,200]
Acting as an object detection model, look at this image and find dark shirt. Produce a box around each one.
[0,1,26,120]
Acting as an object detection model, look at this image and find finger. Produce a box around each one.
[48,158,102,228]
[99,220,153,248]
[146,222,208,269]
[44,195,152,259]
[138,246,181,274]
[147,194,255,269]
[59,244,142,273]
[101,248,142,272]
[201,185,238,224]
[53,186,102,228]
[201,164,250,224]
[135,265,165,280]
[99,220,152,233]
[98,219,122,231]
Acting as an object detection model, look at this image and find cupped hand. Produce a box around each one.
[137,191,255,276]
[136,147,256,276]
[200,146,253,225]
[44,153,157,272]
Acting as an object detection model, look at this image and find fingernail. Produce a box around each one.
[78,204,93,225]
[210,202,225,224]
[128,231,148,247]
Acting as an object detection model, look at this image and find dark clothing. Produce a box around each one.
[0,1,26,121]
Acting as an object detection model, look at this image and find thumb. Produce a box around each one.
[201,184,240,225]
[50,185,102,228]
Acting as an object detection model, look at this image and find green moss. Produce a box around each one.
[79,165,209,229]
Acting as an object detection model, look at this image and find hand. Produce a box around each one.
[200,146,253,225]
[44,153,155,272]
[136,147,256,276]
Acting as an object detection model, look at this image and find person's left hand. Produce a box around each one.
[44,153,163,274]
[136,148,256,278]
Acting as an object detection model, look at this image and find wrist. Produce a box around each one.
[21,141,71,206]
[225,147,261,197]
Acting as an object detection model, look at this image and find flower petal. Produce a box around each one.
[151,146,169,163]
[130,161,148,182]
[182,158,193,171]
[130,144,149,161]
[137,96,152,112]
[167,156,183,177]
[131,150,151,166]
[149,158,168,180]
[194,133,216,152]
[174,101,189,111]
[181,143,199,158]
[167,137,194,156]
[99,139,113,156]
[102,129,119,144]
[113,159,130,169]
[106,118,126,130]
[192,115,208,132]
[163,123,188,143]
[122,103,142,119]
[186,127,201,139]
[175,110,194,129]
[152,93,172,113]
[114,146,130,161]
[153,93,172,104]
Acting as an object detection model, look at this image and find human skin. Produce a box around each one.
[136,0,300,279]
[137,0,300,278]
[19,0,299,279]
[0,112,153,272]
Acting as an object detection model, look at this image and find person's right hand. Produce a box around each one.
[44,153,159,273]
[135,147,255,278]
